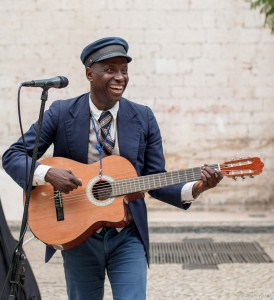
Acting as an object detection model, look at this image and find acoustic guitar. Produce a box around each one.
[26,155,264,250]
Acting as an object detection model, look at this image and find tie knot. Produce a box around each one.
[97,111,115,156]
[99,111,112,128]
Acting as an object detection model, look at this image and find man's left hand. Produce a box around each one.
[192,165,223,198]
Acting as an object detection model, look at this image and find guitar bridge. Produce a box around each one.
[54,188,64,221]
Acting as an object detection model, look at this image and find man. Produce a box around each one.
[2,37,223,300]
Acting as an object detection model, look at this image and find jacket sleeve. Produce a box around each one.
[141,106,191,210]
[2,101,61,191]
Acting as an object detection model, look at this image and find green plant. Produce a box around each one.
[251,0,274,32]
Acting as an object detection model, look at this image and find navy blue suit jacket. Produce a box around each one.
[2,93,190,262]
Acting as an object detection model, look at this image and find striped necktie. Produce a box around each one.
[98,111,115,155]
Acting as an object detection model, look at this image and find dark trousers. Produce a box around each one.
[61,223,147,300]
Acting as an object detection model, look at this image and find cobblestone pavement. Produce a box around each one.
[9,211,274,300]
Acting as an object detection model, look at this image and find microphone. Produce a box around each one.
[22,76,69,89]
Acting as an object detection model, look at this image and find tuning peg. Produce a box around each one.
[249,175,255,178]
[241,176,246,180]
[232,177,237,181]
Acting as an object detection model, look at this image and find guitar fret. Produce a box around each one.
[111,164,220,197]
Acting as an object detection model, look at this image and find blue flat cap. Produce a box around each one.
[80,37,132,67]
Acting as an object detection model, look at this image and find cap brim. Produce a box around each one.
[94,52,132,63]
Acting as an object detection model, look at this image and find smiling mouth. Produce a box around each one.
[109,85,124,92]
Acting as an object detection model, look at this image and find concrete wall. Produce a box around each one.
[1,0,274,220]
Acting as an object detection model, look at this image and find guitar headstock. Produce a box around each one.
[220,157,264,180]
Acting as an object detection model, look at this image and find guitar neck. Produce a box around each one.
[111,163,219,197]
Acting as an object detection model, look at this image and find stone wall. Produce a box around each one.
[0,0,274,219]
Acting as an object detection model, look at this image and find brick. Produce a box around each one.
[261,30,274,43]
[130,58,155,75]
[192,57,220,74]
[215,11,242,29]
[180,44,202,58]
[243,10,265,28]
[202,44,222,58]
[255,87,274,98]
[186,11,205,29]
[164,11,189,29]
[106,0,133,10]
[206,29,230,43]
[90,11,121,29]
[82,0,106,10]
[190,0,229,10]
[240,29,263,44]
[57,0,86,11]
[177,59,193,74]
[151,0,176,10]
[117,11,148,29]
[144,29,176,44]
[147,11,169,29]
[184,74,207,87]
[136,43,161,59]
[170,0,189,10]
[0,0,13,11]
[21,11,54,30]
[202,11,216,28]
[129,74,149,86]
[195,85,234,99]
[133,0,153,10]
[155,59,177,75]
[256,44,274,58]
[176,29,206,43]
[51,11,77,30]
[171,87,195,98]
[149,74,185,87]
[234,87,256,100]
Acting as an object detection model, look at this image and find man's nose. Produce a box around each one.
[114,71,124,80]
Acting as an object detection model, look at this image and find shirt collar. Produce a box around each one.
[89,93,119,121]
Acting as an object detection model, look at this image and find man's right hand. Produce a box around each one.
[45,168,82,194]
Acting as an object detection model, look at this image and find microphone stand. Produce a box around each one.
[8,87,49,300]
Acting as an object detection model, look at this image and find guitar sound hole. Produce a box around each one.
[92,180,112,201]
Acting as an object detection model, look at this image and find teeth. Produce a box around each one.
[110,85,123,90]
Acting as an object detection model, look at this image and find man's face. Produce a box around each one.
[86,56,129,110]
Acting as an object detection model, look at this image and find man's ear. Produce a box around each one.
[86,67,93,82]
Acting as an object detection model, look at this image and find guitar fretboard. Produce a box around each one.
[110,164,219,197]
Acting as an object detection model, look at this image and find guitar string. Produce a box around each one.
[47,164,256,204]
[63,169,249,203]
[49,169,206,203]
[46,161,247,202]
[47,168,219,203]
[69,169,205,195]
[51,171,252,205]
[50,166,224,203]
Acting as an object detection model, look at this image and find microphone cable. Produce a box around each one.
[0,84,31,300]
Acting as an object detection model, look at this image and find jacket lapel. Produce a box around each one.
[117,98,141,166]
[65,93,90,163]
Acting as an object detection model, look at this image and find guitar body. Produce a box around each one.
[27,156,138,250]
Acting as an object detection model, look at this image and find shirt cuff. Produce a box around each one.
[181,181,197,203]
[32,164,52,186]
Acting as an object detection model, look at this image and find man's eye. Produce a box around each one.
[122,69,128,74]
[106,68,114,73]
